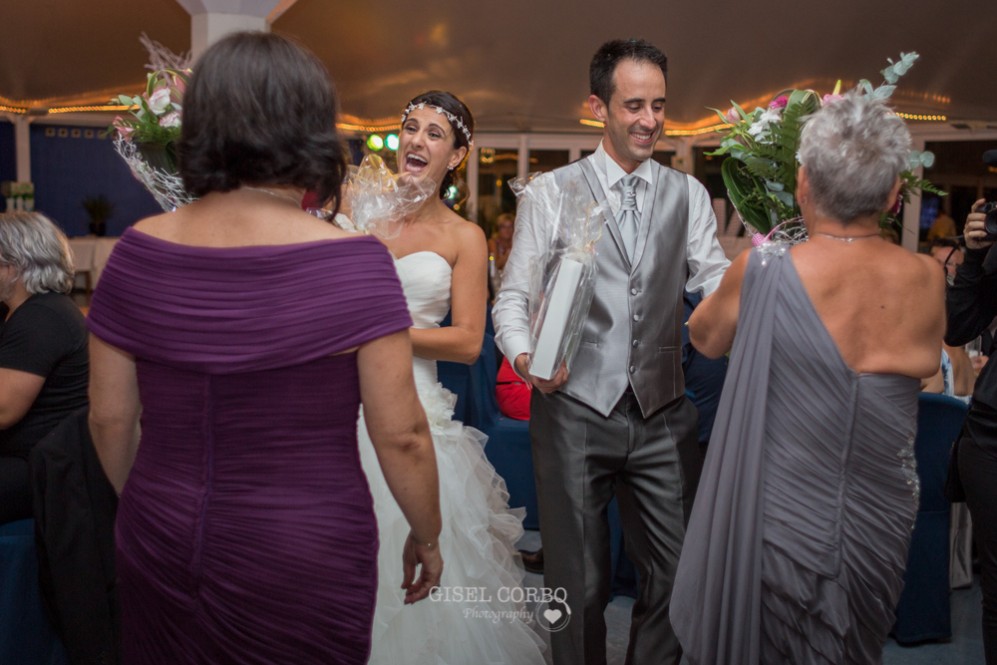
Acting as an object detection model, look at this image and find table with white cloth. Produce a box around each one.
[67,237,118,292]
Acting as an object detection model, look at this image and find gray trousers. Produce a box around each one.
[531,388,702,665]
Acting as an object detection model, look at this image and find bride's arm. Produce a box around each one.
[409,222,488,365]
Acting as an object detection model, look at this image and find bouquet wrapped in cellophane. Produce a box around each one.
[335,154,436,238]
[511,174,605,381]
[108,34,193,211]
[712,51,941,245]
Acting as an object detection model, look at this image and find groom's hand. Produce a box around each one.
[514,353,569,394]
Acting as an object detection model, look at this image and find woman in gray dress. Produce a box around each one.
[670,93,945,664]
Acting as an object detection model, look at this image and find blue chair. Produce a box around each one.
[436,309,495,429]
[892,392,969,644]
[469,333,540,530]
[436,359,475,426]
[435,314,539,529]
[0,519,69,665]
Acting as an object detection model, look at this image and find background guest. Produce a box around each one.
[86,32,440,665]
[922,342,975,399]
[496,355,531,421]
[930,237,965,285]
[488,213,516,297]
[681,290,728,448]
[924,239,974,397]
[0,211,87,524]
[927,208,958,243]
[945,197,997,664]
[489,212,515,271]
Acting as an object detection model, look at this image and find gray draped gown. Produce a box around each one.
[671,246,920,665]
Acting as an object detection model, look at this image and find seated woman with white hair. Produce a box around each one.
[0,211,88,524]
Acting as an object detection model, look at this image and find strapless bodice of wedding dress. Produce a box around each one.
[393,251,452,389]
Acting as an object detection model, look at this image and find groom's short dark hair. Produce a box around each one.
[590,38,668,104]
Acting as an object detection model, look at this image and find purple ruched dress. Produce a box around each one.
[87,229,412,665]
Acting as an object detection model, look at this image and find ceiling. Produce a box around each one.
[3,0,997,135]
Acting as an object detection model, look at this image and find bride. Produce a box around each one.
[356,91,546,664]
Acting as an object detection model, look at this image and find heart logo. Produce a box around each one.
[543,608,563,624]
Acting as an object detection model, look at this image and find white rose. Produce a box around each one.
[147,88,172,115]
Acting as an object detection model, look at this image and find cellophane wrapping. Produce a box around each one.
[510,174,605,380]
[340,154,436,238]
[112,135,192,212]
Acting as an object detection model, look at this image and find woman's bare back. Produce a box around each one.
[790,238,945,379]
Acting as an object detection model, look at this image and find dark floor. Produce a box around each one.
[518,530,986,665]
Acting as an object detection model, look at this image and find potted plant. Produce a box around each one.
[82,195,114,236]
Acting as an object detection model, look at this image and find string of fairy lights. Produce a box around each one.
[0,102,950,143]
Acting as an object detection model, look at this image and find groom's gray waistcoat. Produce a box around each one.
[553,157,689,418]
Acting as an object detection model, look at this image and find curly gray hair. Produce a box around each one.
[798,92,911,223]
[0,212,75,294]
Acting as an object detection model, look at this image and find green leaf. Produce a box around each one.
[722,157,774,234]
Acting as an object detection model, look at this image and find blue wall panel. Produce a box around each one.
[0,121,16,210]
[29,124,161,237]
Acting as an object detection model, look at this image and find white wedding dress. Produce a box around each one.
[357,251,546,664]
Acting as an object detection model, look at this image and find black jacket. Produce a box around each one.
[946,246,997,410]
[31,407,119,665]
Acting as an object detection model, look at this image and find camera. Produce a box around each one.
[983,202,997,240]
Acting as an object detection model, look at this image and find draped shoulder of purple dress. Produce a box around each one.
[670,246,920,665]
[87,229,412,665]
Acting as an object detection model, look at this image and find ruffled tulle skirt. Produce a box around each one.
[358,380,546,664]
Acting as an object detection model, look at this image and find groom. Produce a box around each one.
[493,38,729,665]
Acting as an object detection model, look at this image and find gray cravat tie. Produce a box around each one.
[617,175,639,259]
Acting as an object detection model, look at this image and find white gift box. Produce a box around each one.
[530,258,584,380]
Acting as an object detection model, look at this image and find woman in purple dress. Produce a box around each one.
[87,32,442,665]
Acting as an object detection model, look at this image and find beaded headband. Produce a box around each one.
[401,102,473,147]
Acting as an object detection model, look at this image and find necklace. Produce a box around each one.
[242,186,302,208]
[813,231,880,243]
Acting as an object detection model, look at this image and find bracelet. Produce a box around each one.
[411,534,438,550]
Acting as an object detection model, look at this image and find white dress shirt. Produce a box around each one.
[493,141,730,366]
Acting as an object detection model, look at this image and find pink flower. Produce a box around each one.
[158,111,181,128]
[169,72,187,104]
[890,193,903,216]
[768,95,789,109]
[112,117,134,139]
[725,106,739,124]
[822,93,844,105]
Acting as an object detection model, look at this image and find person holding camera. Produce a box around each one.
[946,197,997,664]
